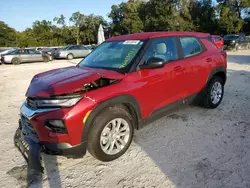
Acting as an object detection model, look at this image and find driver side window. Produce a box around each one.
[142,37,178,65]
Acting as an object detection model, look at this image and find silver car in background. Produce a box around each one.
[1,48,50,65]
[53,45,92,60]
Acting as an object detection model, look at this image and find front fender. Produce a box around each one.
[81,94,142,143]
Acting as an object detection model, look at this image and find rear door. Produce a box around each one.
[177,36,210,97]
[70,46,80,57]
[79,46,90,57]
[27,49,43,62]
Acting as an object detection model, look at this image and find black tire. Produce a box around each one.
[234,44,239,51]
[43,56,49,62]
[245,43,249,50]
[87,105,134,161]
[12,58,20,65]
[202,76,224,109]
[67,53,74,60]
[49,55,53,61]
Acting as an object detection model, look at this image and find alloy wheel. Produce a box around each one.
[100,118,130,155]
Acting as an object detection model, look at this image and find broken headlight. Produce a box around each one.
[36,96,82,108]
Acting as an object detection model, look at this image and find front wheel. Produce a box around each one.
[202,76,224,109]
[87,106,134,161]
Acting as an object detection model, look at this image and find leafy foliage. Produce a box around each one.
[0,0,249,47]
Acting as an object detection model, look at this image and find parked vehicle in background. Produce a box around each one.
[15,32,227,162]
[53,45,92,60]
[223,34,249,51]
[0,49,16,64]
[42,47,61,60]
[211,35,224,49]
[1,48,50,65]
[35,47,45,51]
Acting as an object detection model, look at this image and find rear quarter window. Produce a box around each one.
[180,37,203,58]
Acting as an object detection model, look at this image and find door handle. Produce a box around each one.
[173,66,183,72]
[206,58,212,62]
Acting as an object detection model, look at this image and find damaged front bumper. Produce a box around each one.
[14,119,87,160]
[14,104,88,161]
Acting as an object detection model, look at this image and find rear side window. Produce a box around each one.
[71,46,80,50]
[180,37,203,58]
[28,49,40,54]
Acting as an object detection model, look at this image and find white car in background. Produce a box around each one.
[1,48,50,65]
[53,45,92,60]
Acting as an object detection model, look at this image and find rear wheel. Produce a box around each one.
[87,106,134,161]
[245,43,249,50]
[12,58,20,65]
[67,54,74,60]
[234,44,239,51]
[202,76,224,109]
[43,56,49,62]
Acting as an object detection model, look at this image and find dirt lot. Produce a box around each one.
[0,51,250,188]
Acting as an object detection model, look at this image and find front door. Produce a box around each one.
[17,49,30,62]
[127,37,185,117]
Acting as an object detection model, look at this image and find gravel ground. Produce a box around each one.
[0,51,250,188]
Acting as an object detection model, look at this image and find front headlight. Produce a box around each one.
[36,97,82,107]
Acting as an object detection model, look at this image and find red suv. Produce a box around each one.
[15,32,227,161]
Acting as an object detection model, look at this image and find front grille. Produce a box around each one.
[26,98,37,110]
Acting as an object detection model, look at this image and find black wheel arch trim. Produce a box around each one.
[207,66,227,84]
[81,94,142,143]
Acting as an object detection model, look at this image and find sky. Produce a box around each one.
[0,0,125,31]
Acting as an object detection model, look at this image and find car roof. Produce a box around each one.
[107,32,210,41]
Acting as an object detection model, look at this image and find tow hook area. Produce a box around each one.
[14,121,44,174]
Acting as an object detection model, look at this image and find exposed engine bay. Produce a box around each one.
[81,77,118,92]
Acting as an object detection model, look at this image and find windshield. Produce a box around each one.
[5,49,17,55]
[78,40,144,70]
[224,35,239,40]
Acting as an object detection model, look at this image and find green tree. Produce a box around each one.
[70,11,85,44]
[142,0,193,32]
[216,2,244,34]
[189,0,218,33]
[109,0,143,35]
[80,14,107,44]
[0,21,17,47]
[53,14,66,26]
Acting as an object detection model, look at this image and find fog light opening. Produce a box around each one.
[45,120,67,134]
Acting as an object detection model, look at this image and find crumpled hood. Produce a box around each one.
[26,66,124,98]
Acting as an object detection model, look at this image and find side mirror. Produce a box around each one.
[139,57,164,70]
